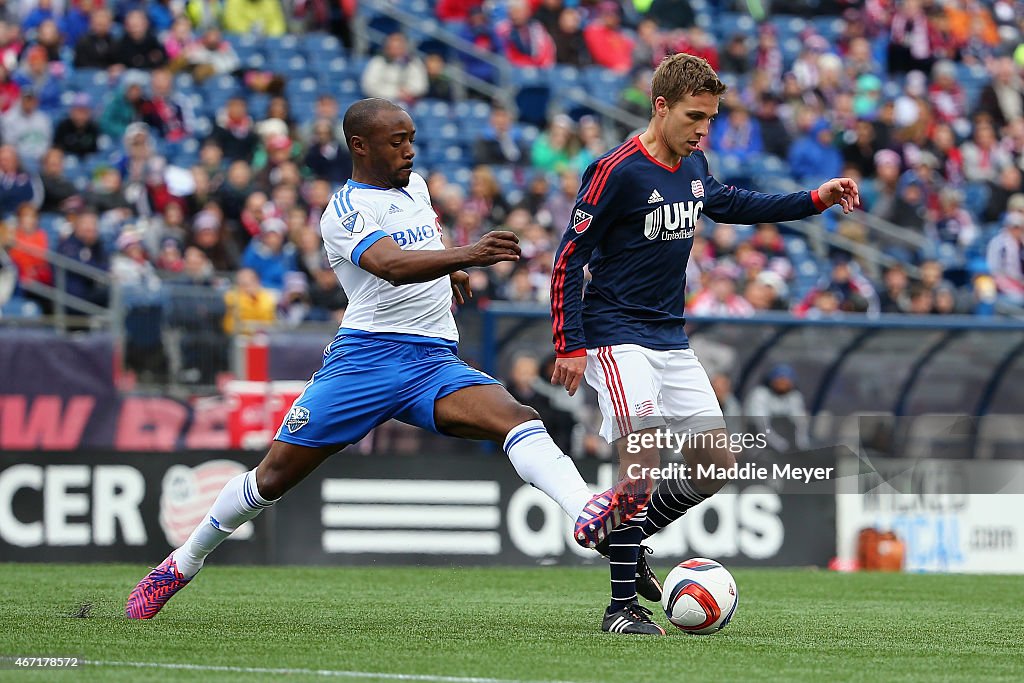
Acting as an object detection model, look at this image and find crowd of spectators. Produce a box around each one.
[436,0,1024,317]
[1,0,1024,369]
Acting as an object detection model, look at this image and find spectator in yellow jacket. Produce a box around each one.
[222,0,287,37]
[223,267,277,334]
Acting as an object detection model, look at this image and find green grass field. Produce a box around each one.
[1,563,1022,682]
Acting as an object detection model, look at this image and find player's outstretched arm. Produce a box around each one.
[359,231,521,286]
[699,151,859,224]
[815,178,861,214]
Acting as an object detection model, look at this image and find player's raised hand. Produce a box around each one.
[467,231,521,267]
[817,178,861,214]
[551,356,587,396]
[450,270,472,305]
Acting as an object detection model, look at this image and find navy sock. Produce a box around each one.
[607,509,647,612]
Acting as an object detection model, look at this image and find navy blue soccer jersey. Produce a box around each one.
[551,136,828,356]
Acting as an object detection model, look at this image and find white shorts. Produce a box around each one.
[584,344,726,443]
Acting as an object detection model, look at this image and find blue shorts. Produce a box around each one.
[274,329,500,448]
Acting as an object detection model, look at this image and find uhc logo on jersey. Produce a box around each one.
[644,201,704,241]
[572,209,593,234]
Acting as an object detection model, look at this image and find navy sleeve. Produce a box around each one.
[550,161,622,357]
[697,151,827,225]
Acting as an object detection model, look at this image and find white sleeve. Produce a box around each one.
[320,191,392,269]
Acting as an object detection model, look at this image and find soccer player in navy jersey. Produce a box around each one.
[125,98,646,620]
[550,54,859,635]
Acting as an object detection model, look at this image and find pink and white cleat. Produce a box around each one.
[574,479,650,549]
[125,553,194,619]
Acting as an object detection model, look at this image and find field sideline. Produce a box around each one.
[1,563,1022,682]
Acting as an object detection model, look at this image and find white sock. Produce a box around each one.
[503,420,593,520]
[172,469,275,578]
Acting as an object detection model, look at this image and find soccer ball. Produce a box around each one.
[660,558,738,634]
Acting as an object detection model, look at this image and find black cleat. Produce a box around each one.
[593,539,663,603]
[636,545,663,602]
[602,602,666,635]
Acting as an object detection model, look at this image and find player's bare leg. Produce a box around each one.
[255,440,340,499]
[126,441,339,619]
[432,383,537,441]
[433,384,646,546]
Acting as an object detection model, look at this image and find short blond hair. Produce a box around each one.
[651,53,727,112]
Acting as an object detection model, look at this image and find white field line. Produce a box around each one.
[85,660,585,683]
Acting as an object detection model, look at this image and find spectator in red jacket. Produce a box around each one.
[436,0,482,22]
[496,0,555,69]
[671,27,719,71]
[8,203,52,289]
[583,2,633,73]
[0,63,18,114]
[927,59,966,129]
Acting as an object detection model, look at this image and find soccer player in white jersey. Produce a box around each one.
[126,98,645,619]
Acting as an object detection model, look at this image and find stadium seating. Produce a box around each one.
[1,0,1019,329]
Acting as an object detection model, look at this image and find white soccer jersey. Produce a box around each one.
[320,172,458,341]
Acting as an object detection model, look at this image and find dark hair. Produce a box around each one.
[651,53,728,112]
[342,98,404,152]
